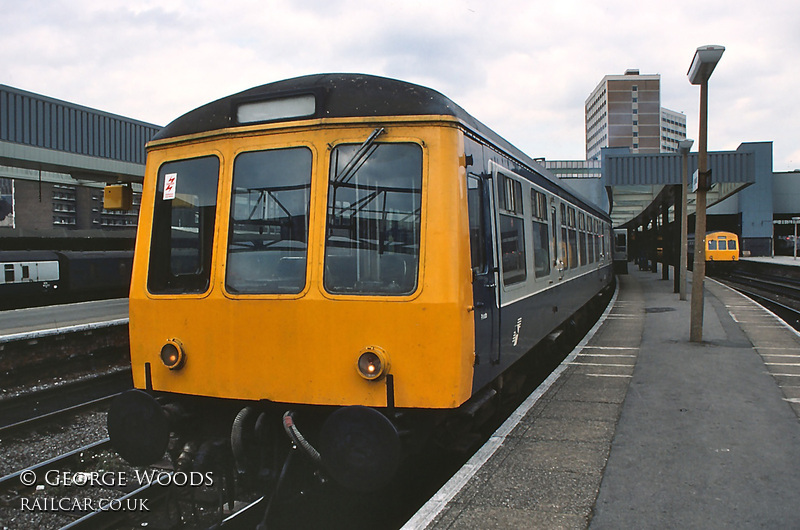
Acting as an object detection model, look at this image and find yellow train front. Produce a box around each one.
[705,231,739,262]
[108,74,613,492]
[702,231,740,274]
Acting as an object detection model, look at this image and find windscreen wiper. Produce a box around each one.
[335,127,385,183]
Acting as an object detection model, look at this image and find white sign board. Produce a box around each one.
[163,173,178,200]
[691,169,699,193]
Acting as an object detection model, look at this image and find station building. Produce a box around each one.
[551,70,799,258]
[584,69,688,160]
[0,84,159,248]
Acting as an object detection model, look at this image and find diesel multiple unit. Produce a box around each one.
[108,74,614,492]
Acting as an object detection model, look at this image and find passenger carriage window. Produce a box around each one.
[148,156,220,294]
[324,142,422,295]
[550,204,558,266]
[499,215,526,285]
[467,175,487,273]
[593,220,600,262]
[568,207,578,269]
[560,204,569,269]
[498,174,523,215]
[530,190,550,278]
[497,173,526,286]
[578,212,588,266]
[225,147,312,294]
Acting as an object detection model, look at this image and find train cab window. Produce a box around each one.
[467,175,487,274]
[324,142,422,295]
[530,190,550,278]
[708,240,718,251]
[226,147,312,294]
[728,239,737,250]
[148,156,220,294]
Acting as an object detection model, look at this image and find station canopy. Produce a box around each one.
[601,144,758,228]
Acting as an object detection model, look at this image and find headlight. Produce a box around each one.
[357,347,389,381]
[160,339,186,370]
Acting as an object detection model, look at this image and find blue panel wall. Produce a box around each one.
[0,85,161,165]
[737,142,774,254]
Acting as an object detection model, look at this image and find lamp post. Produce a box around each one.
[688,45,724,342]
[679,139,694,301]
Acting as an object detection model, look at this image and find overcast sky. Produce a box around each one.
[3,0,799,170]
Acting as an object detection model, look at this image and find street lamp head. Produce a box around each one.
[679,139,694,153]
[688,45,725,85]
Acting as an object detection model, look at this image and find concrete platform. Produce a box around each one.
[740,254,800,267]
[404,268,800,529]
[0,298,128,342]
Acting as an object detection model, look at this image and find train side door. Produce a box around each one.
[467,173,499,367]
[553,199,566,281]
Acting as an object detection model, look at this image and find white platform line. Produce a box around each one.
[570,362,634,368]
[578,354,637,358]
[764,363,800,366]
[582,346,639,350]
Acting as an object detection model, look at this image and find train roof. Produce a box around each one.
[152,73,608,219]
[153,73,475,140]
[153,74,541,170]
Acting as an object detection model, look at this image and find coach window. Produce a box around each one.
[568,207,578,269]
[531,189,550,278]
[226,147,312,294]
[578,212,588,266]
[498,174,526,285]
[324,142,422,295]
[560,204,570,269]
[148,156,219,294]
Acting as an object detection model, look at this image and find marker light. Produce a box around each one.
[160,339,186,370]
[357,347,389,381]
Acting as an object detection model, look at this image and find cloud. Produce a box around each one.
[1,0,798,169]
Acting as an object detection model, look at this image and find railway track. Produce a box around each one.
[712,270,800,331]
[0,368,131,430]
